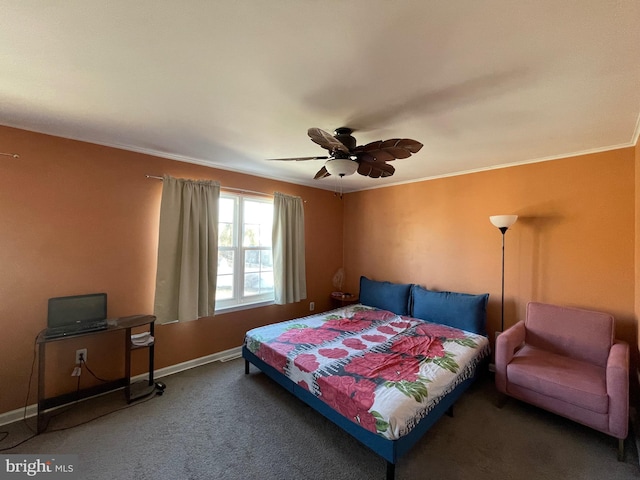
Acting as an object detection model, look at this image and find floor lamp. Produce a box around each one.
[489,215,518,333]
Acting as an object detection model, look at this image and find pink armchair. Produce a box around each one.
[495,302,629,459]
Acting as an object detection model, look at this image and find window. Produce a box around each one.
[216,193,274,310]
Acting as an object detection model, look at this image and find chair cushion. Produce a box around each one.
[507,345,608,414]
[525,302,613,367]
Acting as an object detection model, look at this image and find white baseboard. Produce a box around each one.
[0,404,39,428]
[0,345,243,427]
[146,345,242,380]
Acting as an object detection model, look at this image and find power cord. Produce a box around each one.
[39,355,130,431]
[0,335,39,450]
[0,392,158,451]
[0,431,36,451]
[29,349,87,433]
[1,342,83,448]
[45,392,157,434]
[79,356,111,383]
[0,342,160,451]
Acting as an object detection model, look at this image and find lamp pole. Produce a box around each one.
[499,226,507,332]
[489,215,518,334]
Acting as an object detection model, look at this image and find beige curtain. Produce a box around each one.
[272,192,307,304]
[154,175,220,323]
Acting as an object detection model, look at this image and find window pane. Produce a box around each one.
[216,250,234,300]
[243,272,274,296]
[244,250,260,272]
[261,250,273,269]
[219,197,236,223]
[260,271,274,291]
[243,199,272,247]
[259,208,272,246]
[218,222,233,247]
[243,223,261,247]
[218,197,236,247]
[243,249,273,297]
[216,274,233,300]
[243,199,270,224]
[217,250,234,274]
[243,272,259,297]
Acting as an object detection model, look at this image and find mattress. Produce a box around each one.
[244,304,490,440]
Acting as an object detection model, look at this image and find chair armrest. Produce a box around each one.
[606,340,629,439]
[495,321,526,394]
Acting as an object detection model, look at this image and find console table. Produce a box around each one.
[36,314,156,433]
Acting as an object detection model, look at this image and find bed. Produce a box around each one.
[242,277,490,479]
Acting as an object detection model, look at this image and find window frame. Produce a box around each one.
[215,192,274,313]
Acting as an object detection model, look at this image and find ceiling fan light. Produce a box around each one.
[325,159,358,177]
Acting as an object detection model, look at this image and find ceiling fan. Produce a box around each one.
[268,127,423,180]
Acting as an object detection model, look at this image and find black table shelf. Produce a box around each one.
[36,314,156,433]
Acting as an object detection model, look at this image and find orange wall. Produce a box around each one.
[344,149,636,361]
[0,125,344,413]
[1,122,637,416]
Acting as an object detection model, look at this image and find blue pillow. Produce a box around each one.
[359,276,411,315]
[410,284,488,335]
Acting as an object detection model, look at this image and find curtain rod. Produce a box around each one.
[145,175,273,198]
[1,152,20,158]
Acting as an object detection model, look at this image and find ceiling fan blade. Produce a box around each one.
[394,138,424,154]
[266,156,329,161]
[354,152,376,163]
[360,148,397,162]
[354,138,423,161]
[357,160,395,178]
[308,128,350,154]
[314,166,330,179]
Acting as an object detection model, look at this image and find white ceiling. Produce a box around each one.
[1,1,639,193]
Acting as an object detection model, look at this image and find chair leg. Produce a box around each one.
[617,438,624,462]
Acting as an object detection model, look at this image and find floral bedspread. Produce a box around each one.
[244,304,490,440]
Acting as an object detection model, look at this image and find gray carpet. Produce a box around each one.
[2,358,639,480]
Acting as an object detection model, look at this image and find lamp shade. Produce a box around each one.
[489,215,518,229]
[325,159,358,177]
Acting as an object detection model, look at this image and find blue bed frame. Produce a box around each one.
[243,345,483,480]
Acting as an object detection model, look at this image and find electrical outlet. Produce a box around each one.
[309,301,315,311]
[75,348,87,364]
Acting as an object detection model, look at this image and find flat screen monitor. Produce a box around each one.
[47,293,107,328]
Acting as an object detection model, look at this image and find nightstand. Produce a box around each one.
[330,292,359,309]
